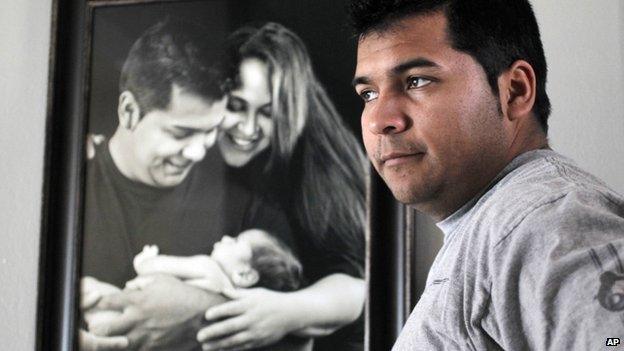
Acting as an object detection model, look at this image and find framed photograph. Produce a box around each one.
[38,0,414,350]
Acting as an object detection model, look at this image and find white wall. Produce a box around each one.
[534,0,624,194]
[0,1,51,350]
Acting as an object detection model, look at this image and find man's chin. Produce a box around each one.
[390,189,422,205]
[152,169,191,188]
[386,181,437,206]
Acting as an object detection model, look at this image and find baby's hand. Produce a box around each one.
[133,244,159,273]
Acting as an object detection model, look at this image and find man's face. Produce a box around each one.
[354,13,510,217]
[129,85,225,187]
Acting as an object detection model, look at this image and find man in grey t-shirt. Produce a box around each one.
[349,0,624,349]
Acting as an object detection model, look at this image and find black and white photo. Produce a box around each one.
[77,1,367,350]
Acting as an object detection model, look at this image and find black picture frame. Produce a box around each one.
[38,1,416,350]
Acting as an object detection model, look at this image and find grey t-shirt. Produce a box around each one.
[393,150,624,350]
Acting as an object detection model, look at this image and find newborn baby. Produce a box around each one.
[84,228,302,335]
[130,228,303,293]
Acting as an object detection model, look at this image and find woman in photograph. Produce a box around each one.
[198,22,367,351]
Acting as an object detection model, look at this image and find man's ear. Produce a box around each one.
[118,91,142,130]
[498,60,537,122]
[231,268,259,288]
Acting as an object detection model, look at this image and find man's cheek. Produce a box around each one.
[361,133,376,160]
[155,143,185,161]
[221,113,241,130]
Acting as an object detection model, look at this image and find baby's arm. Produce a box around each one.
[133,245,217,279]
[130,245,230,293]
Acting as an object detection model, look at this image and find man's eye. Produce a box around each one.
[169,129,193,139]
[227,97,246,112]
[359,90,379,102]
[407,76,432,89]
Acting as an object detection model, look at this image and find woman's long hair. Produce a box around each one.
[223,23,367,273]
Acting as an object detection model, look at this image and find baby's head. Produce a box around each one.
[211,229,303,291]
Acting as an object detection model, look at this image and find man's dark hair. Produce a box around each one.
[349,0,551,133]
[119,18,224,116]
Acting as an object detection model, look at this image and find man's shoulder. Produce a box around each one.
[492,150,622,217]
[467,150,624,245]
[473,154,624,351]
[85,134,113,185]
[86,134,107,161]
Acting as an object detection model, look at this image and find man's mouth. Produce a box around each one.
[380,151,425,167]
[164,158,192,174]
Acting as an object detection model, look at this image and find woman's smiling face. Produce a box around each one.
[219,58,274,168]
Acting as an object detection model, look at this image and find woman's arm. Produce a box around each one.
[197,273,365,350]
[289,274,365,337]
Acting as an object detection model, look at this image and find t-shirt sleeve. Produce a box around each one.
[487,189,624,350]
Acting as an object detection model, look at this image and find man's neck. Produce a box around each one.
[108,129,140,183]
[422,124,549,222]
[504,118,550,166]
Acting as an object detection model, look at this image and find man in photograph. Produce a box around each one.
[350,0,624,349]
[80,18,292,350]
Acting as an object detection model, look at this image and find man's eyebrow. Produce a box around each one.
[351,76,371,88]
[352,58,440,88]
[392,58,439,75]
[169,125,214,134]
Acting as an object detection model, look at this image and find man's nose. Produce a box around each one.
[182,135,208,162]
[203,129,218,149]
[364,94,410,135]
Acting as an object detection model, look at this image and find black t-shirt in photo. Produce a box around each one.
[82,140,293,288]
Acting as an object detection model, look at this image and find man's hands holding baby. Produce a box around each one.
[80,275,226,351]
[80,277,128,351]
